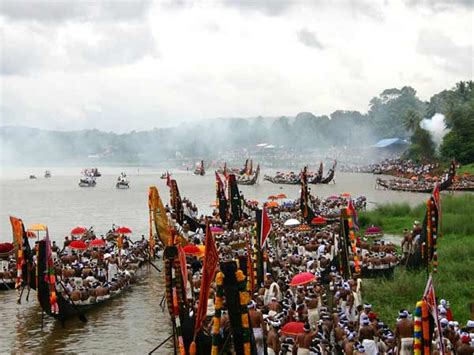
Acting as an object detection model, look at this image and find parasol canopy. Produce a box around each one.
[341,192,351,198]
[69,240,88,250]
[71,226,87,236]
[266,201,279,208]
[210,226,224,234]
[267,195,278,200]
[311,216,327,225]
[284,219,300,227]
[327,195,339,200]
[28,223,48,232]
[116,227,132,234]
[0,242,14,254]
[295,224,312,232]
[89,239,105,247]
[277,193,287,199]
[365,226,382,234]
[290,272,316,286]
[281,322,305,336]
[183,244,202,256]
[26,230,37,238]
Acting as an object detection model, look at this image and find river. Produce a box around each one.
[0,166,431,353]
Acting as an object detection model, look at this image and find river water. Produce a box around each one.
[0,166,432,353]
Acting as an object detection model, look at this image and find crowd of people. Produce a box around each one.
[154,189,474,355]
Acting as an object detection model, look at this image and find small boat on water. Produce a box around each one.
[44,170,51,178]
[79,176,96,187]
[194,160,205,176]
[83,168,101,177]
[264,173,301,184]
[160,172,171,179]
[116,173,130,189]
[29,175,37,179]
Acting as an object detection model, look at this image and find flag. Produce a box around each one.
[148,186,171,245]
[177,245,189,305]
[259,206,272,249]
[423,275,445,355]
[194,223,219,335]
[432,183,442,236]
[347,199,360,231]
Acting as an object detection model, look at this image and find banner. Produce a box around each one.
[194,223,219,335]
[148,186,171,246]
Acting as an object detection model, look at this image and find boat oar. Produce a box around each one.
[145,258,161,272]
[148,334,173,355]
[58,280,88,323]
[1,277,11,290]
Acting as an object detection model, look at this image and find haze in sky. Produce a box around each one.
[1,0,472,132]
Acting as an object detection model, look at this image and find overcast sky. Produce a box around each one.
[0,0,472,132]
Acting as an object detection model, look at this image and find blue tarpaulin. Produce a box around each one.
[371,138,408,148]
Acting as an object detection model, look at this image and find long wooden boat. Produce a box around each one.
[237,164,260,185]
[263,174,300,184]
[36,239,146,321]
[313,161,336,184]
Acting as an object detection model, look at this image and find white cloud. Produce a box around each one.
[0,0,472,132]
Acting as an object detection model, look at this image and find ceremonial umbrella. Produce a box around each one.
[311,216,327,225]
[364,226,383,238]
[26,230,37,238]
[295,224,312,232]
[69,240,88,250]
[341,192,351,198]
[0,242,14,254]
[211,226,224,234]
[281,322,305,336]
[267,195,278,200]
[183,244,202,256]
[89,239,105,247]
[284,219,300,227]
[28,223,48,232]
[267,201,279,208]
[290,272,316,286]
[71,226,87,236]
[116,227,132,234]
[277,193,287,199]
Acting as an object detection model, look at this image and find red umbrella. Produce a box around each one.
[26,230,37,238]
[183,244,202,256]
[290,272,316,287]
[311,216,327,225]
[69,240,87,250]
[116,227,132,234]
[365,226,382,235]
[281,322,305,336]
[0,242,14,254]
[210,226,224,234]
[89,239,105,247]
[71,226,87,236]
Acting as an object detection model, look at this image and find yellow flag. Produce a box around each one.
[148,186,171,245]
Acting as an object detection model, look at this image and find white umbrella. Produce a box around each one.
[284,219,300,227]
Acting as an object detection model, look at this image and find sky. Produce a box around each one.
[0,0,472,132]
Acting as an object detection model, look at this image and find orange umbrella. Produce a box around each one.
[277,193,287,199]
[341,192,351,198]
[267,195,277,200]
[266,201,279,208]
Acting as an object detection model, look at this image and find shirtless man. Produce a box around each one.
[306,293,319,330]
[295,323,313,355]
[359,317,378,354]
[266,322,280,355]
[395,310,414,355]
[249,301,266,355]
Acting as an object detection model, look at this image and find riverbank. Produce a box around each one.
[359,194,474,327]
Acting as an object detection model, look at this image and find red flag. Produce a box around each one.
[194,223,219,335]
[177,245,189,305]
[433,183,442,236]
[260,206,272,249]
[423,275,445,354]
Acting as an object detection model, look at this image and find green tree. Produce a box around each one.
[403,110,421,133]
